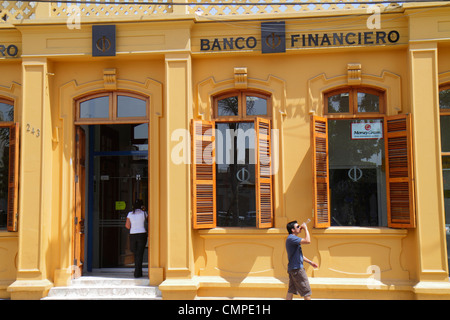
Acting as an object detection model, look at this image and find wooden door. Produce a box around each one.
[73,126,86,278]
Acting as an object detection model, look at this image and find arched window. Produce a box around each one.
[324,87,384,115]
[76,91,148,123]
[213,90,271,119]
[312,87,414,229]
[192,90,273,229]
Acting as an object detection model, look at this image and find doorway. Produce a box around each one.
[75,123,149,274]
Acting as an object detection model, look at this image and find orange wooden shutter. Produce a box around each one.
[255,117,273,228]
[385,114,415,228]
[311,116,330,228]
[192,120,216,229]
[7,123,19,232]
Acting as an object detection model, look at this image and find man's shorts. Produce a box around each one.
[288,268,312,297]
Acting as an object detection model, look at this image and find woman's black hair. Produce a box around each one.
[133,199,143,213]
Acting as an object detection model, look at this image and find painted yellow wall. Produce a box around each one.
[189,48,416,299]
[1,3,450,300]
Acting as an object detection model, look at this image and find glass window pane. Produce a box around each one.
[215,122,256,227]
[328,119,387,226]
[218,96,239,116]
[80,96,109,119]
[327,92,349,113]
[246,96,267,116]
[442,156,450,270]
[357,92,380,113]
[117,95,147,118]
[0,102,13,121]
[133,123,149,158]
[134,123,148,140]
[0,127,9,229]
[441,116,450,152]
[95,124,147,154]
[440,89,450,110]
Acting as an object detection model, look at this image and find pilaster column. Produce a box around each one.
[409,42,449,284]
[7,58,53,299]
[162,53,193,280]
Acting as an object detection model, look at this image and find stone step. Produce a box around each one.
[43,272,162,300]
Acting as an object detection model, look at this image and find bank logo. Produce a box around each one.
[92,25,116,57]
[261,21,285,54]
[265,33,282,50]
[96,36,111,53]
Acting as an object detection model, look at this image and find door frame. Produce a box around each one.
[73,126,86,278]
[72,123,150,276]
[60,79,162,284]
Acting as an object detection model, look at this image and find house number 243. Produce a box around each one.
[26,123,40,138]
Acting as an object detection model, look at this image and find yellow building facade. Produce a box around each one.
[1,0,450,300]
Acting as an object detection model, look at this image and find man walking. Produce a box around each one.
[286,220,318,300]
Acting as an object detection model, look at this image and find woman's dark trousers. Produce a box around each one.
[130,232,147,278]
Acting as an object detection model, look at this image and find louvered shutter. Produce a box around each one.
[311,116,330,228]
[385,114,415,228]
[256,117,273,228]
[192,120,216,229]
[7,123,19,232]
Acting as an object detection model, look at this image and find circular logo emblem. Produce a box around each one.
[348,166,363,182]
[96,36,111,53]
[236,168,250,183]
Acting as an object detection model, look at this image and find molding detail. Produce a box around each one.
[103,68,117,90]
[308,69,402,116]
[347,63,362,85]
[234,67,248,89]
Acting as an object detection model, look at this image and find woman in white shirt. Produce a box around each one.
[125,199,147,278]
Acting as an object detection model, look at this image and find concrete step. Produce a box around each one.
[43,272,162,300]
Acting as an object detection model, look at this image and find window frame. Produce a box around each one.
[193,90,273,230]
[75,91,149,124]
[313,86,415,229]
[213,90,272,120]
[5,122,19,232]
[440,85,450,159]
[439,84,450,115]
[324,86,385,117]
[0,97,19,232]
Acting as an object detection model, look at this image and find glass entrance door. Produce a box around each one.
[86,124,148,270]
[95,156,148,268]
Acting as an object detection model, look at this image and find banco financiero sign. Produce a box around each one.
[200,22,400,53]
